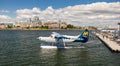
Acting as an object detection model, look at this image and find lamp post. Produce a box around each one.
[59,20,61,30]
[118,23,120,36]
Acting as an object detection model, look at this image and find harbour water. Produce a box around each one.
[0,30,120,66]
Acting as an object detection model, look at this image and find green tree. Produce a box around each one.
[7,25,13,28]
[41,25,48,29]
[67,24,75,29]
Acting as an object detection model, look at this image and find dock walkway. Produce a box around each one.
[96,33,120,52]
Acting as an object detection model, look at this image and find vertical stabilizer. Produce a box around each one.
[79,29,89,43]
[74,29,89,43]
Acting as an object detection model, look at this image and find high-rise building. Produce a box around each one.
[33,16,41,22]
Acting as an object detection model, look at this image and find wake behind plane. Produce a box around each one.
[38,29,89,49]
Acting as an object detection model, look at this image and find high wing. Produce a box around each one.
[52,32,60,36]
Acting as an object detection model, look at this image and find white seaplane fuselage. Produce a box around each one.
[38,35,79,43]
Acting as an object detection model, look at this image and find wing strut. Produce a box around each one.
[55,38,65,48]
[63,42,66,47]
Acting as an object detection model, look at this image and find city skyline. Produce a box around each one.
[0,0,120,27]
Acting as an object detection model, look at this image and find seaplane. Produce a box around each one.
[38,29,89,49]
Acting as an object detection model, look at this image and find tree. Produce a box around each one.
[26,26,30,29]
[88,26,97,30]
[67,24,75,29]
[41,25,48,29]
[7,25,13,28]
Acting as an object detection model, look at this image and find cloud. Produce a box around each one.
[0,15,12,22]
[0,10,9,13]
[15,2,120,27]
[0,15,11,19]
[16,7,41,19]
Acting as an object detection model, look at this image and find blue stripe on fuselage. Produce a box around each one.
[55,36,70,39]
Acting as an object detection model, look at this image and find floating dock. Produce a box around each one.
[96,33,120,52]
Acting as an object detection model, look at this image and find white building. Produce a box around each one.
[43,21,67,29]
[14,22,42,28]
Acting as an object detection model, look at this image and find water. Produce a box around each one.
[0,30,120,66]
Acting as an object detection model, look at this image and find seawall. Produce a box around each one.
[96,33,120,53]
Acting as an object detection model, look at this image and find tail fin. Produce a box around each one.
[78,29,89,43]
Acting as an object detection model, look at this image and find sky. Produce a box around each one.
[0,0,120,27]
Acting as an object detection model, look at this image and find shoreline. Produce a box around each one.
[0,28,96,30]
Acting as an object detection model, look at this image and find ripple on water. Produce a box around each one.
[0,30,120,66]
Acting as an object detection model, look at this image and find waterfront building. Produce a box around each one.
[0,23,7,29]
[43,21,67,29]
[15,16,42,28]
[14,22,42,28]
[0,23,13,29]
[14,16,67,29]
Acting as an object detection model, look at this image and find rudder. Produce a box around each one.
[78,29,89,43]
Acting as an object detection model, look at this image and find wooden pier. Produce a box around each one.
[96,33,120,52]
